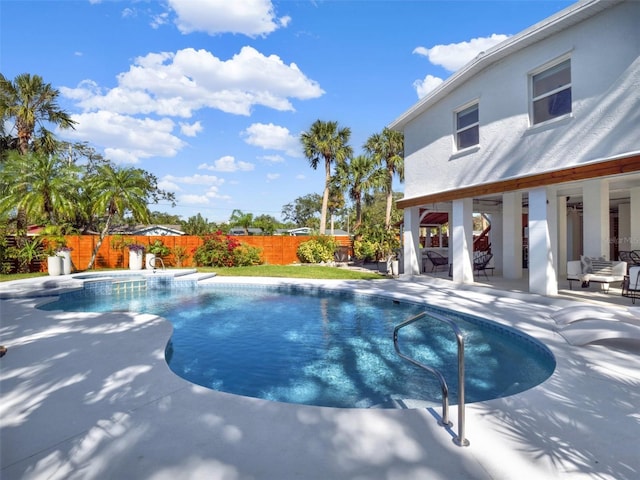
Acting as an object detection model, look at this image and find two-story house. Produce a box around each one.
[389,0,640,295]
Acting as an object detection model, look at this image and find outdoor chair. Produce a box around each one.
[621,266,640,304]
[473,253,494,279]
[619,250,640,271]
[425,251,449,273]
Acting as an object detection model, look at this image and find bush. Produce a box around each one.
[193,231,262,267]
[297,236,337,263]
[353,239,377,262]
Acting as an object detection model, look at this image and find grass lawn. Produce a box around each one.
[0,265,384,282]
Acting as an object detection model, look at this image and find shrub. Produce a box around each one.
[353,239,377,262]
[193,231,262,267]
[297,236,337,263]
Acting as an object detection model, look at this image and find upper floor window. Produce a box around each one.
[531,59,571,125]
[456,103,479,150]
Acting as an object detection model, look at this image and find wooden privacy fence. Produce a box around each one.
[53,235,353,271]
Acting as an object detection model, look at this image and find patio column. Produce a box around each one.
[631,187,640,250]
[557,195,568,276]
[502,192,523,279]
[529,187,558,296]
[403,207,421,275]
[582,179,610,258]
[451,198,474,284]
[489,213,503,274]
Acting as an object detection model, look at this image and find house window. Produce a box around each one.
[456,103,479,150]
[531,59,571,125]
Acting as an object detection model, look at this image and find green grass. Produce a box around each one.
[0,265,384,282]
[198,264,383,280]
[0,272,47,282]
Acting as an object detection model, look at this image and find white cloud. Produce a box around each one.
[180,121,202,137]
[295,174,305,180]
[167,0,289,37]
[266,173,280,181]
[242,122,301,157]
[198,155,255,172]
[61,111,185,164]
[413,34,509,72]
[413,74,444,99]
[62,46,323,117]
[260,154,284,163]
[180,194,211,205]
[163,173,225,186]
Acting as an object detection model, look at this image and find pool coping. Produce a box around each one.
[1,274,639,479]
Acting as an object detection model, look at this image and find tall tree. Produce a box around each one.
[364,127,404,229]
[253,214,280,235]
[229,209,254,235]
[0,151,81,226]
[300,120,353,234]
[84,164,174,269]
[182,213,215,236]
[334,154,382,232]
[0,73,77,156]
[0,73,77,238]
[281,193,322,228]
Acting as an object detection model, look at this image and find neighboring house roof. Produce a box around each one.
[229,227,263,235]
[133,225,185,236]
[389,0,620,131]
[111,225,185,236]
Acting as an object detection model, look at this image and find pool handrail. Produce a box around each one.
[393,311,470,447]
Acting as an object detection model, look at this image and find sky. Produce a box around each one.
[1,0,574,224]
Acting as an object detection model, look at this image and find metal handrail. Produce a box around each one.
[393,311,469,447]
[149,256,166,272]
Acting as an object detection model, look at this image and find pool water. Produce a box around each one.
[40,284,556,408]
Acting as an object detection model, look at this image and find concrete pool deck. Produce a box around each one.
[1,272,639,479]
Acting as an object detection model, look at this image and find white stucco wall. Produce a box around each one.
[402,1,639,200]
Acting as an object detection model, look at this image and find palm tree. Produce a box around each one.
[300,120,353,234]
[229,209,254,235]
[364,127,404,229]
[85,164,153,269]
[0,73,77,240]
[0,73,77,156]
[0,150,81,225]
[335,154,382,232]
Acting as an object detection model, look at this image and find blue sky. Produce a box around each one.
[1,0,573,223]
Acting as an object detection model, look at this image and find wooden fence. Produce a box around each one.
[34,234,353,272]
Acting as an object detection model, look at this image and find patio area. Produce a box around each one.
[1,273,639,479]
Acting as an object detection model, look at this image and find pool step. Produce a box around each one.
[172,272,218,282]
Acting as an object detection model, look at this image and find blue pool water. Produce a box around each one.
[40,283,555,408]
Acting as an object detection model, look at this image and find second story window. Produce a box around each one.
[456,103,479,150]
[531,58,571,125]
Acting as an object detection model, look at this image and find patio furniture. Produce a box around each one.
[473,253,494,279]
[621,266,640,304]
[567,257,627,293]
[619,250,640,272]
[425,250,449,273]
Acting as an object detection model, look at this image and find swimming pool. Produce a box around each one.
[40,282,555,408]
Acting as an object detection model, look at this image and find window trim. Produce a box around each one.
[529,54,572,127]
[454,100,480,152]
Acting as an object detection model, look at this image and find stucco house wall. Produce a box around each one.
[402,0,639,201]
[391,0,640,296]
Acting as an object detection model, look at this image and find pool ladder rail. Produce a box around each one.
[393,311,470,447]
[148,256,166,272]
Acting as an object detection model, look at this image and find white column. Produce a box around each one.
[502,192,523,279]
[529,187,558,296]
[403,207,421,275]
[582,179,610,258]
[618,203,631,253]
[557,194,567,276]
[451,198,474,284]
[631,187,640,250]
[489,213,503,274]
